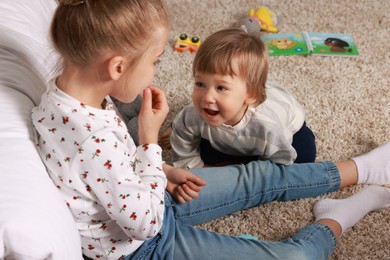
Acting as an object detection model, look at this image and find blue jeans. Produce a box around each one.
[127,160,339,259]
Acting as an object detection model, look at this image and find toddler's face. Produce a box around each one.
[192,72,255,127]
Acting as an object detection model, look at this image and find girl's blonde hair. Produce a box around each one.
[51,0,169,67]
[193,28,268,104]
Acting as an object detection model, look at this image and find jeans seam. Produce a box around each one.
[309,223,337,254]
[175,181,333,218]
[175,161,341,219]
[322,160,341,192]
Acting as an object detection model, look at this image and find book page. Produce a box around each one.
[307,32,359,56]
[261,33,311,56]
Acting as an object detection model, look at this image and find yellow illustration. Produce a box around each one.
[271,38,296,50]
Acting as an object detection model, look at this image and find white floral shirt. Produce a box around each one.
[32,81,167,259]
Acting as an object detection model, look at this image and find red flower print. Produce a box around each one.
[142,144,149,151]
[97,178,109,183]
[119,204,127,213]
[38,117,45,123]
[107,202,112,208]
[88,244,95,250]
[130,212,137,220]
[92,149,101,159]
[150,182,158,189]
[86,185,91,192]
[84,123,91,132]
[116,117,123,127]
[46,153,51,160]
[62,116,69,124]
[150,218,157,225]
[108,246,116,255]
[100,223,107,230]
[81,171,88,179]
[80,103,86,108]
[119,194,129,199]
[48,128,57,133]
[64,157,70,162]
[92,136,106,143]
[104,160,112,169]
[51,113,55,120]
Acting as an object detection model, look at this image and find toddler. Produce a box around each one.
[166,28,316,169]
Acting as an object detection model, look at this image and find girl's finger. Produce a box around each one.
[141,87,152,111]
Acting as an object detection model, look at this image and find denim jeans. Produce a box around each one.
[127,160,339,260]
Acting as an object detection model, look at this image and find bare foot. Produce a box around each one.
[159,127,172,150]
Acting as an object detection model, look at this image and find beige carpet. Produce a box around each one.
[154,0,390,259]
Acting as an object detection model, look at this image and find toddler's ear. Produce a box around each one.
[245,94,257,105]
[108,56,125,80]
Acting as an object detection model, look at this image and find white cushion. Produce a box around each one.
[0,0,82,259]
[0,0,59,105]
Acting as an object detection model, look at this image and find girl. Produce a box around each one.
[32,0,390,259]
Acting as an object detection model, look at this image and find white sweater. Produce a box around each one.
[171,82,305,168]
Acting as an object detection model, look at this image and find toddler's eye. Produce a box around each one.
[217,85,226,91]
[195,82,204,88]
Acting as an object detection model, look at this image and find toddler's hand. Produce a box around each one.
[164,164,207,204]
[138,86,169,145]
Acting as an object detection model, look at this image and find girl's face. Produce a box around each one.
[191,71,255,127]
[112,26,168,103]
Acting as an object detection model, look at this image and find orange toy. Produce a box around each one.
[174,33,201,53]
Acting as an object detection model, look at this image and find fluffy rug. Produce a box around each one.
[154,0,390,258]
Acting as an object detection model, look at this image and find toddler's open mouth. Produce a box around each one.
[204,108,219,116]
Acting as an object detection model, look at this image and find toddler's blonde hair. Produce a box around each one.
[193,28,268,104]
[51,0,169,67]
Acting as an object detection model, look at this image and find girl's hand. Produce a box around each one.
[138,86,169,145]
[163,164,207,204]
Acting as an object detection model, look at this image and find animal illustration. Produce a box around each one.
[271,38,296,49]
[324,37,352,52]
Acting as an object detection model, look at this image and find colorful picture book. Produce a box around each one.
[261,32,359,57]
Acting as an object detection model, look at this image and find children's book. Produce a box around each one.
[261,32,359,57]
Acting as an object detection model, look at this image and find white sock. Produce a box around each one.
[352,142,390,185]
[314,185,390,234]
